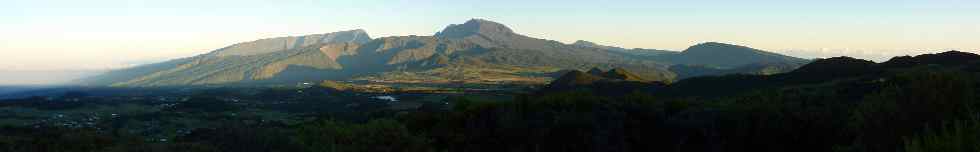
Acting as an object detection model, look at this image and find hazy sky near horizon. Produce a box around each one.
[1,0,978,71]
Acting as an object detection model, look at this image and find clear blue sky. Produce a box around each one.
[1,0,978,71]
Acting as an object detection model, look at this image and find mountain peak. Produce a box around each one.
[681,42,760,56]
[672,42,809,68]
[435,19,515,39]
[346,29,369,36]
[572,40,599,47]
[687,42,750,51]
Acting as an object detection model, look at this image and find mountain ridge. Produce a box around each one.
[210,29,371,57]
[81,19,808,86]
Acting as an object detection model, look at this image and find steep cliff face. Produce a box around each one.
[211,29,371,57]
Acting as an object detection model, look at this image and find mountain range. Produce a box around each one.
[81,19,809,86]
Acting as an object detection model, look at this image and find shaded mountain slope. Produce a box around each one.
[661,42,809,68]
[547,70,607,88]
[79,57,196,86]
[82,19,808,86]
[542,68,665,95]
[602,68,647,81]
[85,30,372,86]
[212,29,371,57]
